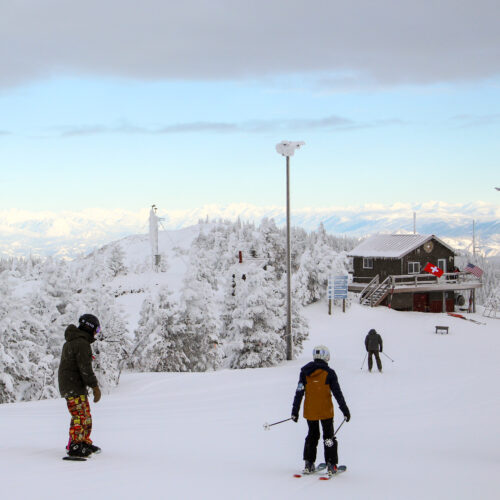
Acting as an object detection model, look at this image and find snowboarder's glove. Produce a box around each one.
[291,414,298,422]
[343,408,351,422]
[92,386,101,403]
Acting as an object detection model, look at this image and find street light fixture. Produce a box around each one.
[276,140,305,361]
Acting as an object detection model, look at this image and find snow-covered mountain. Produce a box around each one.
[1,201,499,258]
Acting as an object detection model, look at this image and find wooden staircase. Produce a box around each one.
[360,275,392,307]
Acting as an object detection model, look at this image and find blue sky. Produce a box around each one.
[1,1,499,214]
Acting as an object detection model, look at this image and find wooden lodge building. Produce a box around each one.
[347,234,482,312]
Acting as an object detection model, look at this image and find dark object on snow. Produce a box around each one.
[291,352,350,469]
[435,325,449,334]
[292,359,349,421]
[67,441,92,458]
[365,329,383,352]
[58,325,98,398]
[365,329,383,372]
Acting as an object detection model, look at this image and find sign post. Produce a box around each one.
[327,278,334,315]
[328,275,348,314]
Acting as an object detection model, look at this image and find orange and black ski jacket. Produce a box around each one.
[291,360,348,421]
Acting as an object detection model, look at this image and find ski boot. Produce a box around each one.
[67,442,92,458]
[326,463,338,477]
[87,443,101,454]
[302,461,315,474]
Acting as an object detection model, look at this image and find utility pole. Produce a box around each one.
[149,205,160,271]
[275,141,305,361]
[472,219,476,257]
[472,219,477,313]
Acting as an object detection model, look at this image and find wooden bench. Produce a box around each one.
[435,325,449,334]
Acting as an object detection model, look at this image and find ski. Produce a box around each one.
[447,313,486,325]
[319,464,347,480]
[293,462,326,478]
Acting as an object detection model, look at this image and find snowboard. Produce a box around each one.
[319,464,347,480]
[62,445,101,461]
[293,462,327,478]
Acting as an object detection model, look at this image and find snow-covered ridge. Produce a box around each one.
[1,201,498,258]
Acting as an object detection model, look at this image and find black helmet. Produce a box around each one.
[78,314,100,334]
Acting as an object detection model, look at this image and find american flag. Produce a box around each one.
[464,263,484,278]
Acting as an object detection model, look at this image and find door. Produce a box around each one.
[413,293,429,312]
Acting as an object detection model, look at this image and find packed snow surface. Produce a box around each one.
[1,302,499,500]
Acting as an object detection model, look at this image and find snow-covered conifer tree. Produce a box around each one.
[258,218,286,279]
[179,248,222,371]
[107,244,128,277]
[132,287,189,372]
[225,265,286,369]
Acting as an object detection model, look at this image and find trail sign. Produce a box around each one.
[333,275,348,299]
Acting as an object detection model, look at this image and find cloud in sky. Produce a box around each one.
[1,0,499,89]
[56,115,405,137]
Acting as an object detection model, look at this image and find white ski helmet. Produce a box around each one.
[312,345,330,362]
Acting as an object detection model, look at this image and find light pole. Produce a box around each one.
[275,140,305,360]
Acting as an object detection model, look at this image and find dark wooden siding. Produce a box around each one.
[352,256,400,281]
[352,237,455,282]
[402,239,454,275]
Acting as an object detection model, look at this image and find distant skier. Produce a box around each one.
[291,345,350,476]
[58,314,102,458]
[365,328,383,372]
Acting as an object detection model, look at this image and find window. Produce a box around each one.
[408,262,420,274]
[363,258,373,269]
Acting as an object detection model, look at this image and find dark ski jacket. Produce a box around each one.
[292,360,349,421]
[58,324,98,398]
[365,330,383,352]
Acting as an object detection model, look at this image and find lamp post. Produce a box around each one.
[275,141,305,360]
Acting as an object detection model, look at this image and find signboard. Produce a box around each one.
[333,275,348,299]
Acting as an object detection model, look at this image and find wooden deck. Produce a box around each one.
[349,272,482,295]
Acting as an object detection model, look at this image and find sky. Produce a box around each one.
[0,0,499,214]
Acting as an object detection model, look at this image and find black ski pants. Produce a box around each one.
[368,350,382,371]
[303,418,338,465]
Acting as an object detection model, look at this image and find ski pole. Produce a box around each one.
[263,418,292,431]
[334,417,347,436]
[381,352,395,362]
[360,352,367,370]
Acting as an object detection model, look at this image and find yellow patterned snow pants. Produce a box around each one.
[66,395,93,445]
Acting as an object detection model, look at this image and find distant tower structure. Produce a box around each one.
[149,205,161,271]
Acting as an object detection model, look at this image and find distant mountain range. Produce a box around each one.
[1,201,498,259]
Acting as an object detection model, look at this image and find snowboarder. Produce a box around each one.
[291,345,350,476]
[365,328,383,372]
[58,314,102,458]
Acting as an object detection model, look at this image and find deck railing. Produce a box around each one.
[353,272,480,288]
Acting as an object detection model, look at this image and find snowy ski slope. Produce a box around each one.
[1,302,499,500]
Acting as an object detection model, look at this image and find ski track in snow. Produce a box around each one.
[1,302,499,499]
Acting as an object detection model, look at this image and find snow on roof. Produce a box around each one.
[348,234,455,259]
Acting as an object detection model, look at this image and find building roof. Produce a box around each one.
[348,234,455,259]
